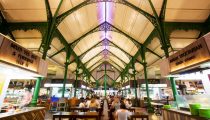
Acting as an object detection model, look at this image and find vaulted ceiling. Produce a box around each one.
[0,0,209,87]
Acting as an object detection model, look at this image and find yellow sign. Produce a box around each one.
[168,37,210,73]
[0,80,4,95]
[0,36,40,72]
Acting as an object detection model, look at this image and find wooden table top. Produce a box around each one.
[69,107,102,109]
[151,102,164,106]
[53,112,99,116]
[53,112,100,120]
[131,112,149,116]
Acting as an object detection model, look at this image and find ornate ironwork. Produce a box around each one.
[56,0,156,28]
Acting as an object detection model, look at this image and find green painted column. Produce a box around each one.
[169,77,178,101]
[143,63,154,113]
[74,69,78,97]
[31,77,42,106]
[132,58,139,106]
[61,62,69,97]
[104,64,107,97]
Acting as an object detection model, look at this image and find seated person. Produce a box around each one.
[79,99,86,108]
[125,99,132,108]
[111,97,120,111]
[89,98,99,111]
[115,103,132,120]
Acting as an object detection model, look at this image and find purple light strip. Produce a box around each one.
[97,2,115,59]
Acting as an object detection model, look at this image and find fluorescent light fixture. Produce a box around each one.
[0,62,42,79]
[44,83,73,88]
[81,85,86,89]
[141,84,167,88]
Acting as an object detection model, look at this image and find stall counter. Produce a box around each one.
[0,107,46,120]
[162,108,208,120]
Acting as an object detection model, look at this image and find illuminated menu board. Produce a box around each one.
[168,37,210,73]
[0,35,40,72]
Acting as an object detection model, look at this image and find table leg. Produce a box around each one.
[59,116,61,120]
[53,116,55,120]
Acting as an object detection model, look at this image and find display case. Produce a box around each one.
[176,95,210,108]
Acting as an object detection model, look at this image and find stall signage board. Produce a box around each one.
[168,37,210,72]
[138,79,160,84]
[0,36,40,72]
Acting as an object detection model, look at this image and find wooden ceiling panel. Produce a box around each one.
[109,46,130,63]
[81,47,103,63]
[165,9,210,22]
[170,38,196,50]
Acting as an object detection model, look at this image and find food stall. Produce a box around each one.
[0,34,47,119]
[137,79,173,107]
[44,79,89,99]
[160,32,210,119]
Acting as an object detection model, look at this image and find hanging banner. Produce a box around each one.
[168,33,210,73]
[0,36,40,72]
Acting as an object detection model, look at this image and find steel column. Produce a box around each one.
[61,63,69,97]
[74,69,79,97]
[104,64,107,97]
[31,77,42,106]
[61,47,71,97]
[169,77,178,101]
[132,58,138,106]
[140,46,154,113]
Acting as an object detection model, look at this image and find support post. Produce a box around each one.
[61,62,69,97]
[140,46,154,113]
[31,77,42,106]
[61,47,71,98]
[74,69,79,97]
[169,77,178,101]
[104,64,107,97]
[132,58,139,106]
[143,63,154,113]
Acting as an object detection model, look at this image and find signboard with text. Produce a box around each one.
[0,36,40,72]
[168,37,210,73]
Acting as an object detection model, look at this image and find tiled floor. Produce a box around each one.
[45,101,163,120]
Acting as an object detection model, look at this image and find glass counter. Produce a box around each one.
[176,94,210,108]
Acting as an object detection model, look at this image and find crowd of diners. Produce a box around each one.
[107,95,133,120]
[78,96,102,109]
[76,95,133,120]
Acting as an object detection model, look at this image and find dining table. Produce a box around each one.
[130,112,149,120]
[53,112,99,120]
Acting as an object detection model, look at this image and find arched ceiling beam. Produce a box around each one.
[109,59,124,70]
[56,0,156,26]
[78,38,131,61]
[54,22,159,59]
[83,48,104,65]
[108,50,127,65]
[90,61,122,73]
[81,45,129,65]
[78,40,104,58]
[53,28,96,82]
[45,0,52,23]
[0,12,15,40]
[97,74,114,82]
[83,48,126,68]
[88,58,104,70]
